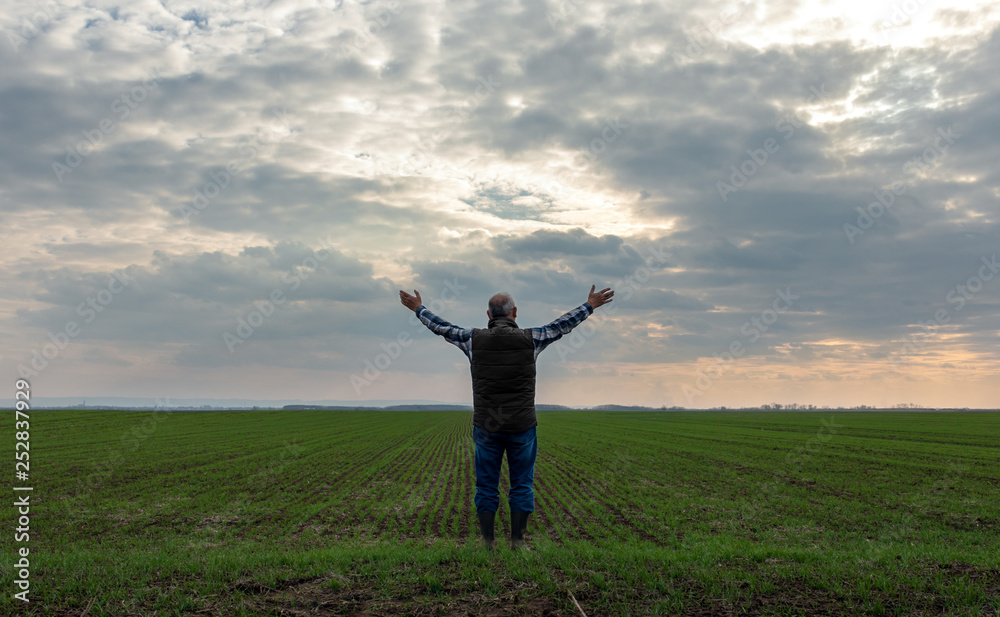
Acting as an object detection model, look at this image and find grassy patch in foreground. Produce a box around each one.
[11,538,1000,616]
[2,409,998,615]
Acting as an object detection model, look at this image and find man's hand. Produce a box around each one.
[587,284,614,309]
[399,289,422,312]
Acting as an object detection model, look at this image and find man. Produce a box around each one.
[398,285,614,550]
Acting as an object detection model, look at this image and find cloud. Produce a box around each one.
[1,0,999,406]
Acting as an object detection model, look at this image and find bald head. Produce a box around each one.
[487,292,516,320]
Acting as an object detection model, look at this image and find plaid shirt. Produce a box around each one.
[415,302,594,362]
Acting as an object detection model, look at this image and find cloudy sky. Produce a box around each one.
[2,0,999,408]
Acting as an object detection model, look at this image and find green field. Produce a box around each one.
[3,410,998,615]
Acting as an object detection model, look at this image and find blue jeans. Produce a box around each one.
[473,425,537,513]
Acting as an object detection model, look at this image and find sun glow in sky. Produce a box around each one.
[1,0,999,408]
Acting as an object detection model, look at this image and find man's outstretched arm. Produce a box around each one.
[530,285,614,359]
[399,289,473,361]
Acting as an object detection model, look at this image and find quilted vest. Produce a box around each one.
[470,315,536,432]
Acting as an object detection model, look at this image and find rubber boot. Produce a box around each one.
[477,510,496,550]
[510,510,530,550]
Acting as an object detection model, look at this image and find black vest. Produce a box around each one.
[470,316,537,433]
